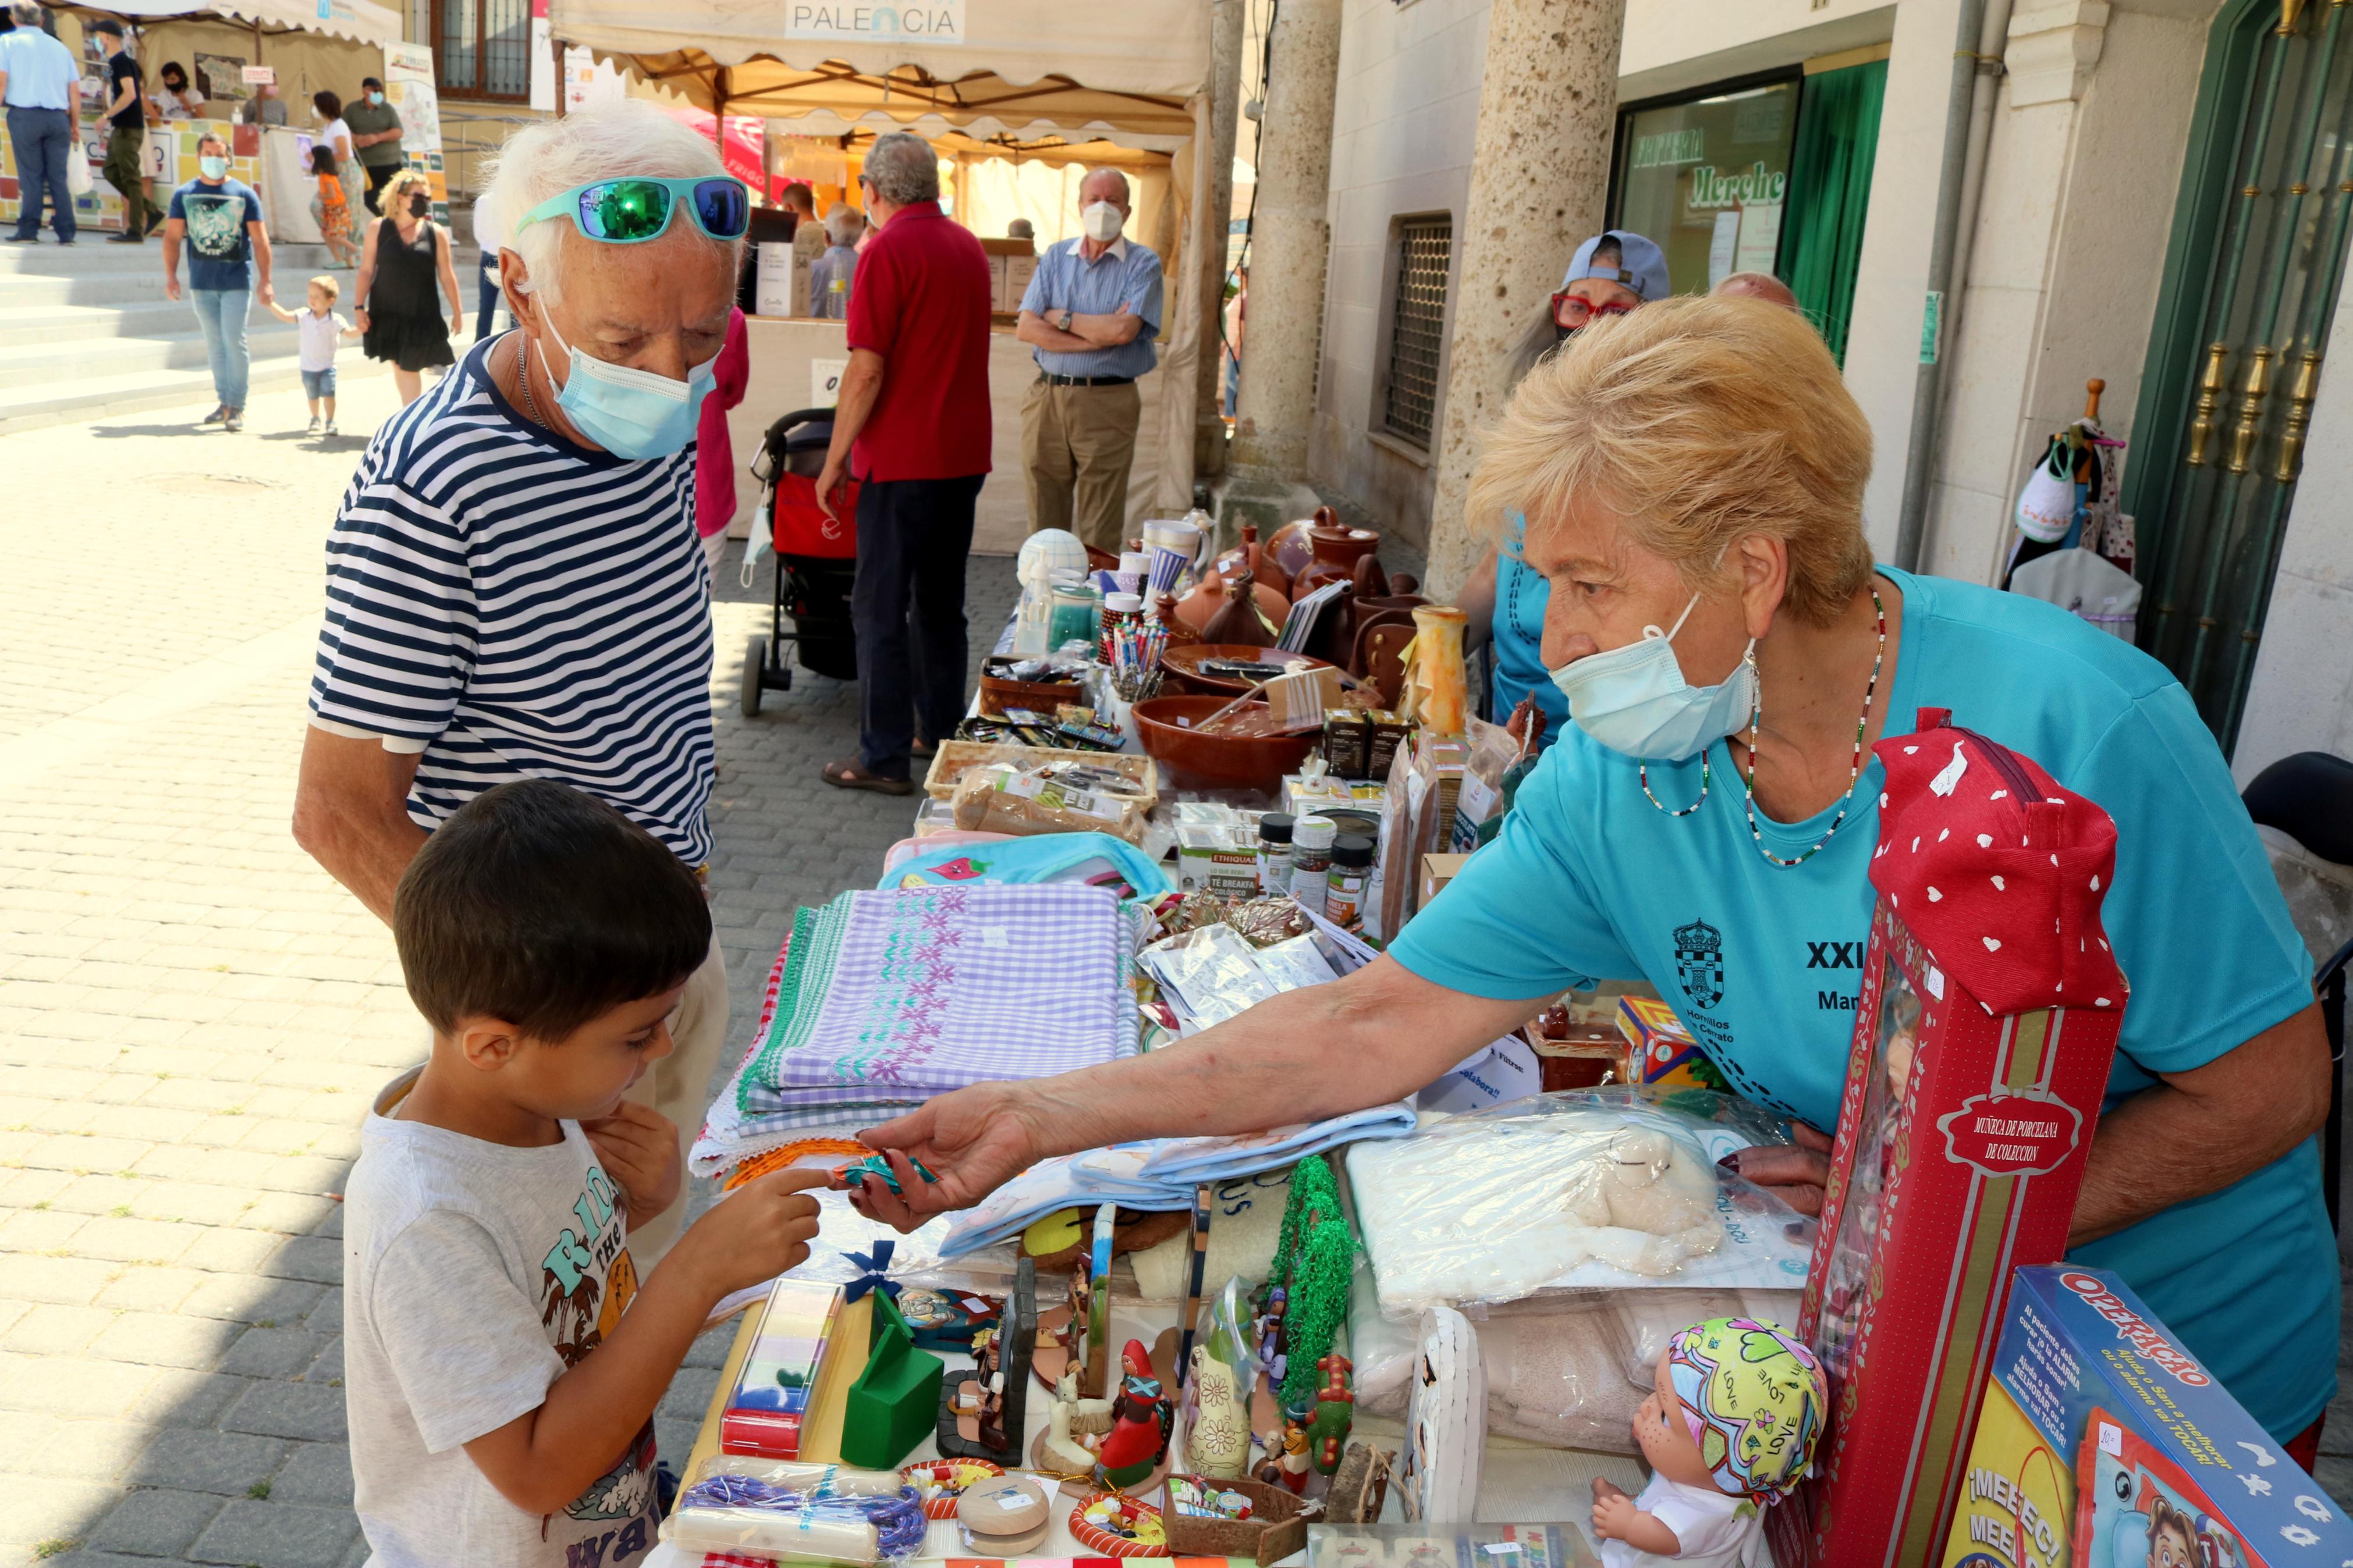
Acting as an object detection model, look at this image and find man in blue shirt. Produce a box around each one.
[0,2,84,246]
[162,131,274,431]
[1015,168,1164,552]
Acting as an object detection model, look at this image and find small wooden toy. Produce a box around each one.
[957,1473,1052,1555]
[900,1457,1003,1519]
[718,1278,847,1460]
[1256,1419,1309,1495]
[938,1256,1036,1464]
[1070,1491,1169,1558]
[839,1293,946,1470]
[1037,1364,1115,1474]
[832,1152,939,1196]
[1306,1352,1355,1475]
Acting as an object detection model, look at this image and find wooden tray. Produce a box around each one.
[977,657,1087,718]
[1160,1475,1308,1566]
[922,739,1160,806]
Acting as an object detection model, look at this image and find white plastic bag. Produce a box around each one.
[1347,1089,1809,1314]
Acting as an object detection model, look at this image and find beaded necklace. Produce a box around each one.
[1637,586,1887,869]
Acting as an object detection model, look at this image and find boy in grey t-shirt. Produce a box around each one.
[344,780,828,1567]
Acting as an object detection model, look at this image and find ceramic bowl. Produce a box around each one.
[1132,696,1321,795]
[1159,643,1333,698]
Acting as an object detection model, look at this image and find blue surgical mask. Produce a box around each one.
[540,315,714,460]
[1549,592,1758,761]
[366,90,385,106]
[198,155,229,181]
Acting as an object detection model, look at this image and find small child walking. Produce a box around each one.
[265,274,360,435]
[308,143,360,267]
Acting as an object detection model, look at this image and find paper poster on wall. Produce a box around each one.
[194,54,250,102]
[242,65,276,86]
[1706,209,1738,289]
[382,41,442,158]
[529,0,555,111]
[562,46,627,112]
[811,358,847,409]
[755,241,794,317]
[1733,200,1782,276]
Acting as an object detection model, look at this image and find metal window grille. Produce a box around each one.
[1382,216,1451,447]
[438,0,530,98]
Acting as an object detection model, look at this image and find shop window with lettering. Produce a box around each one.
[1609,76,1799,297]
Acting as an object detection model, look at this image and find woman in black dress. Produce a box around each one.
[353,168,463,406]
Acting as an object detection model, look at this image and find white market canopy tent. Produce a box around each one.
[95,0,402,49]
[548,0,1221,513]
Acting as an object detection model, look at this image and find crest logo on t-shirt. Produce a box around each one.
[1674,917,1726,1010]
[181,190,244,259]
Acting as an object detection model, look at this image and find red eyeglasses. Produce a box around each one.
[1552,293,1637,329]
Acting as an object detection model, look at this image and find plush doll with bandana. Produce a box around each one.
[1591,1317,1826,1568]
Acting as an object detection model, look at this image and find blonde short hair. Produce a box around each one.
[308,273,339,300]
[380,168,431,207]
[1470,294,1875,628]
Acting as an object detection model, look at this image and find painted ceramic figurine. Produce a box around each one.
[1590,1317,1827,1568]
[1257,1418,1311,1494]
[1306,1353,1355,1475]
[1187,1343,1251,1478]
[1251,1286,1289,1389]
[1095,1340,1174,1489]
[1040,1366,1113,1474]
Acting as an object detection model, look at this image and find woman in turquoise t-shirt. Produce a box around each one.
[847,297,2337,1452]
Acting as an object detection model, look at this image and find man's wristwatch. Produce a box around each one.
[1056,310,1074,333]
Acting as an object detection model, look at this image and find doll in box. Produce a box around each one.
[1590,1317,1826,1568]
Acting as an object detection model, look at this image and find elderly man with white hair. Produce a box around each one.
[293,99,747,1255]
[1014,165,1165,552]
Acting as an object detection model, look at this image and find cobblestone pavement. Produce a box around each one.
[0,376,1017,1567]
[6,386,2352,1568]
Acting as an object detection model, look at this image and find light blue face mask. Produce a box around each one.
[198,155,229,181]
[540,315,715,460]
[1549,592,1758,761]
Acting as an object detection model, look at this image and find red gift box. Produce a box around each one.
[1769,708,2128,1568]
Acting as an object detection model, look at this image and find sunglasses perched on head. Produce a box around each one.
[1552,293,1638,329]
[515,176,752,245]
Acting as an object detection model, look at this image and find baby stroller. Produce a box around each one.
[740,406,861,717]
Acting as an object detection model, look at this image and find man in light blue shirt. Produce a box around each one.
[0,3,83,245]
[1015,168,1163,551]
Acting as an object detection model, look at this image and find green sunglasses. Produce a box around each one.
[514,176,753,244]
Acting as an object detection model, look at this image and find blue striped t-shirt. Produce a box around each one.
[308,333,716,865]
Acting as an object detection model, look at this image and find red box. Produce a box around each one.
[1770,711,2128,1568]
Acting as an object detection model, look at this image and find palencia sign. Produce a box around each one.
[783,2,967,44]
[1688,161,1788,210]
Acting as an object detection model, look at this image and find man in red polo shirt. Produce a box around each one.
[815,131,993,792]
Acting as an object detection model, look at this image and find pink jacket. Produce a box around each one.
[694,307,751,539]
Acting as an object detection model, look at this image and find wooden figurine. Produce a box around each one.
[1256,1418,1311,1494]
[1306,1353,1354,1475]
[1039,1364,1115,1474]
[1095,1339,1174,1489]
[938,1257,1037,1464]
[1186,1343,1251,1478]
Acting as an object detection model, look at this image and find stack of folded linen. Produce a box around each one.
[693,884,1144,1178]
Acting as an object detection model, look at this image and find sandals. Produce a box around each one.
[822,758,915,796]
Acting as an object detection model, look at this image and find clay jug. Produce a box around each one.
[1155,592,1204,648]
[1265,506,1340,585]
[1214,523,1291,600]
[1199,566,1283,647]
[1291,521,1382,602]
[1176,562,1290,634]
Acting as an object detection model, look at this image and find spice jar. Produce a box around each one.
[1325,834,1375,926]
[1257,812,1296,896]
[1048,574,1099,654]
[1289,815,1337,915]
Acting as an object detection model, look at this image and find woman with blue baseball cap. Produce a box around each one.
[1460,230,1674,748]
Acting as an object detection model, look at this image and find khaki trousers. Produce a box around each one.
[1021,377,1142,554]
[623,931,727,1265]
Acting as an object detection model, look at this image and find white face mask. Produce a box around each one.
[1081,201,1124,244]
[1549,592,1759,762]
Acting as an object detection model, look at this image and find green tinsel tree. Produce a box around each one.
[1268,1154,1357,1412]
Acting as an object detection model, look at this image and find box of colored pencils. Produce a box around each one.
[719,1278,846,1459]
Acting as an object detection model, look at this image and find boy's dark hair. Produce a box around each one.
[393,780,711,1040]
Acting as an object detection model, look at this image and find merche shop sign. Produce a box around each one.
[1689,161,1788,211]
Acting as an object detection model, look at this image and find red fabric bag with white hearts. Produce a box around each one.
[1868,705,2128,1015]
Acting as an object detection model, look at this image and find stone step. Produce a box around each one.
[0,293,296,344]
[0,353,389,436]
[0,237,356,275]
[0,320,309,388]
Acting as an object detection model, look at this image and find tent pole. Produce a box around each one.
[552,35,566,117]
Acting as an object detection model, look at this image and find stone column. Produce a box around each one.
[1225,0,1344,499]
[1421,0,1628,597]
[1191,0,1248,485]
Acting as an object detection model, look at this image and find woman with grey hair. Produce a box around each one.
[295,102,753,1324]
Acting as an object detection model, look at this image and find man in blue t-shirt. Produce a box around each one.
[162,130,274,431]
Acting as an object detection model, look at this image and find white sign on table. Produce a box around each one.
[240,65,275,86]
